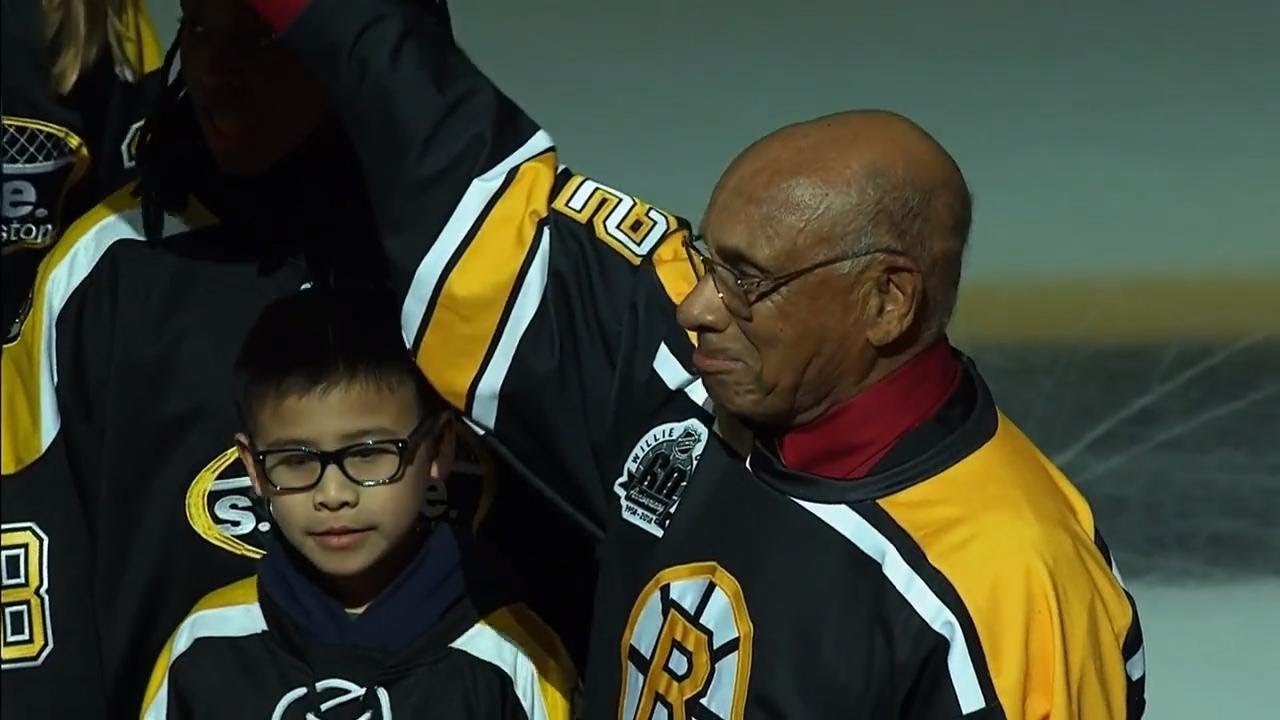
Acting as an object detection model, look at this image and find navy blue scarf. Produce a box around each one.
[257,522,465,653]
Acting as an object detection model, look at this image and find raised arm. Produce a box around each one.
[245,0,704,534]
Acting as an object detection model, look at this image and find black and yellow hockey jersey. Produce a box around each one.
[241,0,1148,717]
[139,524,575,719]
[0,73,594,720]
[1,0,162,339]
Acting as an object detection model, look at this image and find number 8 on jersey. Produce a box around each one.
[1,522,52,668]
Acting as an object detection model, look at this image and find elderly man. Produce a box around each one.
[228,1,1144,717]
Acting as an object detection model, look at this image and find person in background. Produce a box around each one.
[0,0,595,716]
[1,0,162,339]
[141,286,574,719]
[1,1,159,715]
[238,0,1147,717]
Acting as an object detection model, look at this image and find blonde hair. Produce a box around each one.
[43,0,143,95]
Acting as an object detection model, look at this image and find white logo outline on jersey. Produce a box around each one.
[2,117,88,252]
[272,678,392,720]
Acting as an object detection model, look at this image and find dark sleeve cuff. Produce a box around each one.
[243,0,310,33]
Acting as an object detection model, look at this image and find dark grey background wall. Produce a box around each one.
[149,0,1280,282]
[146,2,1280,716]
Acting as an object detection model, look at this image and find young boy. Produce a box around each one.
[139,287,575,719]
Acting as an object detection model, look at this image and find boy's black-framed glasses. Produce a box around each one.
[682,233,908,319]
[249,414,448,492]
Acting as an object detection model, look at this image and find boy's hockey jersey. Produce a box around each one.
[139,525,575,720]
[0,110,595,720]
[237,0,1149,717]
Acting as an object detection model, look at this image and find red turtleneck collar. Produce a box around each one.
[777,340,962,479]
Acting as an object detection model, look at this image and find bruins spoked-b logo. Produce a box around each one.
[619,563,753,720]
[615,420,708,537]
[272,678,392,719]
[1,117,89,252]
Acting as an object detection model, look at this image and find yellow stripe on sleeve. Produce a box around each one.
[483,604,578,720]
[1,185,213,475]
[121,0,164,76]
[139,577,260,717]
[416,153,557,411]
[2,187,134,474]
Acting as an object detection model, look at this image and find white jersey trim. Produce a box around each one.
[471,225,551,429]
[400,130,555,350]
[140,601,268,719]
[1107,553,1147,682]
[449,621,550,720]
[788,498,989,714]
[30,204,191,461]
[653,341,708,409]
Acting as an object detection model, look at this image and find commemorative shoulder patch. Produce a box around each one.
[613,419,708,537]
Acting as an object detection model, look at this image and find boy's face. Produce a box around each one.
[237,381,453,581]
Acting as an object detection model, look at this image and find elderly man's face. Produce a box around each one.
[676,188,879,429]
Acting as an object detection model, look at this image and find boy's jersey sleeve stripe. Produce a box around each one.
[414,152,557,414]
[490,603,579,720]
[0,184,203,475]
[139,577,264,719]
[451,603,577,720]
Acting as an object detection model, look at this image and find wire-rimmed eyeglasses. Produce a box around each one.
[682,233,907,319]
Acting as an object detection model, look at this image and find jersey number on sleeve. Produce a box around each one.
[552,175,676,264]
[0,522,52,669]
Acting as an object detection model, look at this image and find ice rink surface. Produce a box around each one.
[1132,579,1279,719]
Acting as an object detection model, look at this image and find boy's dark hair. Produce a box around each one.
[234,286,448,434]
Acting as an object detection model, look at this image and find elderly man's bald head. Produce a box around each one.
[680,110,972,428]
[712,110,971,338]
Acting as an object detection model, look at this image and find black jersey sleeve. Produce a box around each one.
[0,443,110,717]
[0,196,131,717]
[0,185,208,717]
[261,0,703,535]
